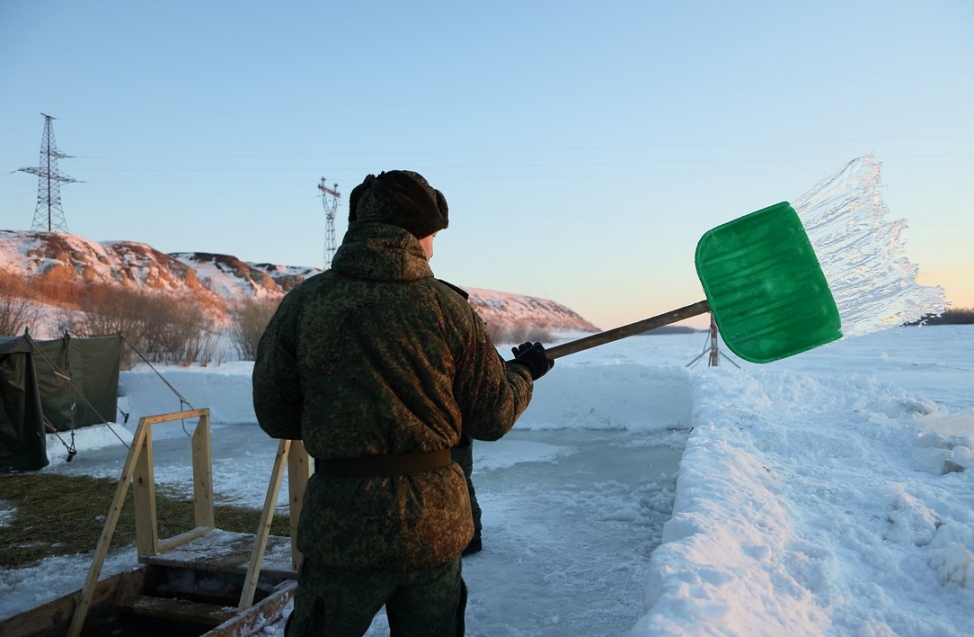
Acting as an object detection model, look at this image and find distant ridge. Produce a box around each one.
[0,229,599,334]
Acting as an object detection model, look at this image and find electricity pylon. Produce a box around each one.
[318,177,340,268]
[19,113,80,232]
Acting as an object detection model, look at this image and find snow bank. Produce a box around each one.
[634,368,974,636]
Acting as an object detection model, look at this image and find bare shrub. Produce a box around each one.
[229,297,281,361]
[68,285,218,368]
[0,270,40,336]
[197,332,229,367]
[51,308,76,337]
[72,284,147,335]
[28,275,87,308]
[149,298,216,366]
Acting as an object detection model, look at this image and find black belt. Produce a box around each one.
[314,449,453,477]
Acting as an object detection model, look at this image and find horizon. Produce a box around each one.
[2,206,962,337]
[1,1,971,330]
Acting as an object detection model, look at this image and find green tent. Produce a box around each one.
[0,334,122,472]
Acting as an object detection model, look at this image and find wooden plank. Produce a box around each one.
[0,570,137,637]
[141,408,209,426]
[206,581,296,637]
[143,530,296,579]
[239,440,290,609]
[0,567,292,637]
[67,423,149,637]
[133,430,159,558]
[287,440,311,569]
[192,410,215,529]
[155,525,213,554]
[112,564,149,604]
[118,595,237,627]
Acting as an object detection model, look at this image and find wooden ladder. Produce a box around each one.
[66,408,312,637]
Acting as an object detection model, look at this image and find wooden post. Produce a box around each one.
[287,440,311,569]
[239,438,312,609]
[132,432,159,557]
[708,314,720,367]
[239,440,290,609]
[67,424,149,637]
[191,411,215,529]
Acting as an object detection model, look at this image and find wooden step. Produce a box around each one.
[118,594,238,627]
[141,530,297,580]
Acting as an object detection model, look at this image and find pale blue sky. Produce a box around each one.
[1,1,971,329]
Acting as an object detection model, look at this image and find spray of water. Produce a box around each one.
[793,153,945,337]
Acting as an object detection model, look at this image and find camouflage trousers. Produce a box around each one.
[285,556,467,637]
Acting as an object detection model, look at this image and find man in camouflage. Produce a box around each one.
[252,170,553,637]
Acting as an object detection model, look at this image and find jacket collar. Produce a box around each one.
[331,222,434,282]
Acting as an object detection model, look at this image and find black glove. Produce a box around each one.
[511,342,553,380]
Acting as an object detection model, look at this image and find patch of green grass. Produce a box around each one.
[0,473,291,570]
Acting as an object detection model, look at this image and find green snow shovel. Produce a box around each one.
[542,201,842,364]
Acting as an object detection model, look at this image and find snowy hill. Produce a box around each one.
[0,229,599,334]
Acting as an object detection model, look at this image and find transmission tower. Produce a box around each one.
[19,113,80,232]
[318,177,341,268]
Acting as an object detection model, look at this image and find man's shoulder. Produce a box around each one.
[435,279,469,300]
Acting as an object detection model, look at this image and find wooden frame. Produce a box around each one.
[68,408,214,637]
[63,408,312,637]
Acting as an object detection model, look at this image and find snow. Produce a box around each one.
[2,326,973,636]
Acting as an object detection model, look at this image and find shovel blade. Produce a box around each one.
[695,202,841,363]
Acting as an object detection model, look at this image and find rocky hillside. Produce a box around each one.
[0,229,599,334]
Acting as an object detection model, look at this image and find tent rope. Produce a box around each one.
[24,333,130,450]
[120,335,196,435]
[120,335,195,410]
[44,416,77,461]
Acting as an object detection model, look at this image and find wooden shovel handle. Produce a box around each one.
[540,300,711,361]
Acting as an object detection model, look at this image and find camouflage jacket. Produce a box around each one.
[252,221,534,570]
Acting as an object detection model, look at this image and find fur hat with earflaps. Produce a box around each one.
[348,170,449,239]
